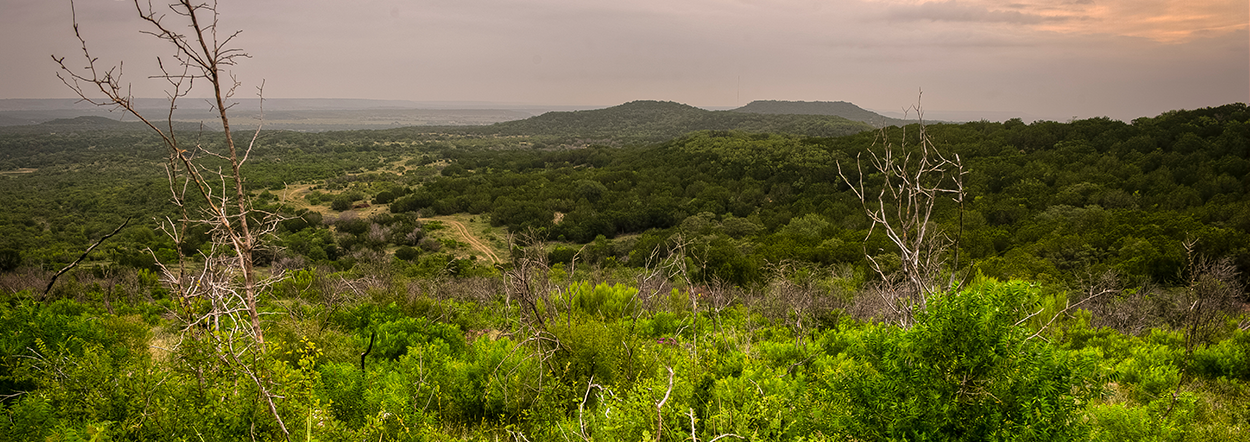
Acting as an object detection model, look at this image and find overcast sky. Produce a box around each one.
[2,0,1246,121]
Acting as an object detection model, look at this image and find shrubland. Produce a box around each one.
[1,266,1247,440]
[1,103,1248,440]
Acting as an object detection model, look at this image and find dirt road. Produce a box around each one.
[438,218,502,264]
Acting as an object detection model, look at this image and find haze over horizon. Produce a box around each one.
[1,0,1246,123]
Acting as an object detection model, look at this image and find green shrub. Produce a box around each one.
[317,362,367,428]
[1088,393,1200,442]
[1192,329,1250,381]
[704,364,811,440]
[548,320,630,389]
[394,246,419,261]
[828,279,1100,441]
[638,311,683,337]
[370,316,465,360]
[1116,343,1183,402]
[330,196,352,212]
[1089,403,1158,442]
[547,282,639,320]
[372,190,396,205]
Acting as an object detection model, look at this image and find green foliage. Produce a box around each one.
[467,100,873,142]
[4,102,1250,441]
[1192,329,1250,380]
[394,246,419,261]
[350,309,466,361]
[329,195,352,211]
[547,282,640,321]
[4,276,1250,440]
[829,279,1100,441]
[7,103,1248,283]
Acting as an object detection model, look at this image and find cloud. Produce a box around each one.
[882,1,1072,24]
[4,0,1244,120]
[868,0,1248,43]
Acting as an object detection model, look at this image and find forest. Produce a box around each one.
[1,99,1248,441]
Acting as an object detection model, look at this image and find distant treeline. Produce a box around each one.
[1,102,1247,289]
[384,103,1249,285]
[379,100,875,144]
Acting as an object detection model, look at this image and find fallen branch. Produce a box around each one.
[577,376,603,441]
[1025,288,1116,342]
[360,330,376,371]
[43,217,132,299]
[657,366,675,441]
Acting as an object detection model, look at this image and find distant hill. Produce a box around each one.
[0,98,538,131]
[459,100,875,142]
[40,116,127,127]
[0,116,210,135]
[0,109,532,133]
[731,100,909,127]
[0,114,36,127]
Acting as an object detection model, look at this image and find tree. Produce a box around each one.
[53,0,288,434]
[838,96,966,326]
[330,195,353,212]
[836,280,1098,441]
[54,0,274,343]
[1165,239,1245,416]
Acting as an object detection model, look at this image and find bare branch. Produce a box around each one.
[837,93,965,325]
[54,1,287,432]
[656,366,675,441]
[1026,285,1119,342]
[42,217,132,298]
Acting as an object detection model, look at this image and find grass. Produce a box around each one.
[264,158,512,264]
[420,214,507,264]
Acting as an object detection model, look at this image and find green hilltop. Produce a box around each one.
[445,100,875,142]
[731,100,910,126]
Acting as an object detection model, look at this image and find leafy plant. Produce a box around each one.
[830,279,1100,441]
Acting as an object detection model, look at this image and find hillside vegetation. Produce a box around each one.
[732,99,910,126]
[409,100,875,143]
[0,102,1248,441]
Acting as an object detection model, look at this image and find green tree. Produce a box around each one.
[330,195,353,212]
[835,279,1098,441]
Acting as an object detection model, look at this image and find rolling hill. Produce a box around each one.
[458,100,875,142]
[731,100,910,126]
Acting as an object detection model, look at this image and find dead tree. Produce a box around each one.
[1176,239,1243,355]
[503,229,556,329]
[838,95,966,326]
[53,0,277,345]
[760,261,848,350]
[53,2,287,435]
[1164,239,1244,416]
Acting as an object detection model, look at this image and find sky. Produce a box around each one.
[1,0,1246,121]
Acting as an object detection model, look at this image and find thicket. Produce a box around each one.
[3,267,1248,441]
[383,104,1250,286]
[2,102,1248,440]
[5,104,1246,287]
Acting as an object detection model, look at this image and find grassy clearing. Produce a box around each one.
[263,157,510,264]
[0,168,37,176]
[420,214,508,264]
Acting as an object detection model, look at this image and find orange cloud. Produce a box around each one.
[876,0,1248,42]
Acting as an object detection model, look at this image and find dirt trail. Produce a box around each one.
[437,218,502,264]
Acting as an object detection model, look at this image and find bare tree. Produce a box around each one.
[1163,239,1244,416]
[838,95,966,326]
[1082,271,1159,335]
[53,1,288,435]
[1175,239,1243,354]
[53,0,276,344]
[503,229,556,329]
[781,263,851,344]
